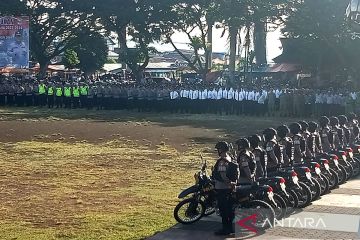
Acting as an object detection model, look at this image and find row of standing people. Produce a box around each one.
[0,81,357,116]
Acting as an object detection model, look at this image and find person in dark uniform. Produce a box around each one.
[249,134,266,179]
[263,128,283,172]
[212,141,237,236]
[289,123,305,164]
[0,81,6,106]
[24,82,33,106]
[235,138,256,183]
[277,125,293,167]
[308,121,323,156]
[329,116,343,150]
[319,116,333,153]
[338,115,351,147]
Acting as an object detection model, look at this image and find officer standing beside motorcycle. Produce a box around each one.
[235,138,257,183]
[263,128,283,172]
[212,141,238,236]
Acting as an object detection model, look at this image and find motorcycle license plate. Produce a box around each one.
[268,191,276,205]
[305,172,312,180]
[315,167,321,175]
[280,182,286,191]
[324,163,330,171]
[349,152,353,159]
[334,160,339,167]
[292,176,299,184]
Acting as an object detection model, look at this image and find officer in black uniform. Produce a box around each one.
[263,128,283,172]
[249,134,266,179]
[289,123,305,164]
[338,115,351,147]
[319,116,333,153]
[298,121,312,159]
[212,141,237,236]
[308,121,323,157]
[235,138,256,183]
[277,125,293,166]
[347,113,360,145]
[329,116,343,150]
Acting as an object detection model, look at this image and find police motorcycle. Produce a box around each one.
[326,116,360,180]
[318,116,353,184]
[174,157,276,226]
[231,138,287,220]
[263,127,313,208]
[306,121,339,191]
[173,159,216,224]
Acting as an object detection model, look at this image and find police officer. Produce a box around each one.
[347,113,360,144]
[80,83,89,108]
[47,82,55,108]
[338,115,351,147]
[319,116,333,153]
[263,128,283,172]
[24,82,33,106]
[249,134,266,179]
[235,138,256,183]
[55,82,63,108]
[63,82,72,108]
[298,121,312,159]
[329,116,343,150]
[38,81,47,107]
[277,125,293,166]
[308,121,323,156]
[289,123,305,164]
[212,141,237,236]
[0,81,6,106]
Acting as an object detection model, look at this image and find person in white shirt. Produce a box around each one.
[191,88,199,114]
[216,87,223,115]
[225,87,234,115]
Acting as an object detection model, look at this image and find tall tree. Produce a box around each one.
[282,0,355,83]
[161,0,218,81]
[93,0,175,82]
[72,29,108,76]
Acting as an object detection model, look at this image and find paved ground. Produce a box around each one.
[148,176,360,240]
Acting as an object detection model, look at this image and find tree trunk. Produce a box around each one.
[118,26,127,69]
[207,21,213,71]
[254,21,267,66]
[229,25,237,83]
[39,60,49,78]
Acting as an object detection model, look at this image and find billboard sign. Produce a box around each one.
[0,16,29,68]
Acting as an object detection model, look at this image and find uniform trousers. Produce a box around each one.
[216,189,234,232]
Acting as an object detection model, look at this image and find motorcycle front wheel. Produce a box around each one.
[174,198,205,224]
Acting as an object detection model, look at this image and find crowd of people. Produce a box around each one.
[0,75,359,117]
[212,113,360,235]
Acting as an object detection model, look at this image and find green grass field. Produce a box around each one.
[0,108,300,240]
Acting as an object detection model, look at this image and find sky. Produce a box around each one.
[150,26,283,63]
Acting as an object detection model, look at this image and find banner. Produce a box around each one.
[0,16,29,68]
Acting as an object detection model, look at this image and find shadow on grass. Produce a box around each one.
[0,107,307,138]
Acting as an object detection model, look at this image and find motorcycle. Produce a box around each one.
[174,160,215,224]
[174,160,276,226]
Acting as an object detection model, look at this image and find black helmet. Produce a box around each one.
[235,138,250,149]
[289,122,301,135]
[319,116,330,127]
[329,116,339,126]
[338,115,348,125]
[298,121,309,132]
[263,128,277,141]
[277,125,290,138]
[248,134,262,148]
[308,121,318,133]
[215,141,229,152]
